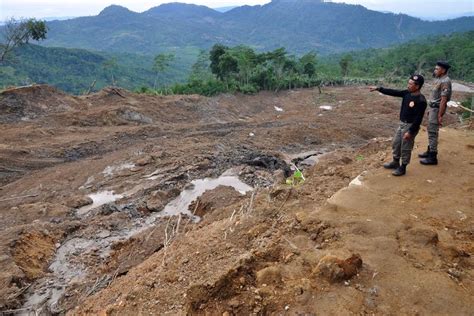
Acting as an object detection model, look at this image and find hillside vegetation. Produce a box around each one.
[0,45,193,94]
[323,31,474,82]
[1,31,472,95]
[166,31,474,96]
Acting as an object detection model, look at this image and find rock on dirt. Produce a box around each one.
[65,195,93,209]
[314,253,363,282]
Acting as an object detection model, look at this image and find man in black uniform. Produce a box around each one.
[369,75,427,176]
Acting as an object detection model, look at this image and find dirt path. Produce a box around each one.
[317,128,474,314]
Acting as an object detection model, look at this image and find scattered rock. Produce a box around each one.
[97,230,111,239]
[447,268,463,279]
[136,156,153,166]
[119,109,153,124]
[146,191,170,212]
[65,195,93,209]
[189,186,245,218]
[314,253,363,282]
[256,266,282,286]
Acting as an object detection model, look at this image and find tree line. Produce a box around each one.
[144,44,377,96]
[1,19,472,96]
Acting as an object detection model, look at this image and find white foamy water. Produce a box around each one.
[161,175,253,219]
[77,191,124,215]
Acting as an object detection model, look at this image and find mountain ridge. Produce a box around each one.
[18,0,474,56]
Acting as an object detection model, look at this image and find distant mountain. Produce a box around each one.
[42,16,78,22]
[213,6,238,13]
[28,0,474,56]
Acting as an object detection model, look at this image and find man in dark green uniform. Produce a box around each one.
[369,75,427,176]
[419,61,452,165]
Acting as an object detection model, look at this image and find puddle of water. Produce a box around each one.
[102,163,135,177]
[21,286,65,315]
[21,236,123,314]
[77,191,124,215]
[161,175,253,220]
[24,172,253,312]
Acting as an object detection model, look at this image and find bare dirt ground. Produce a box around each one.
[0,83,472,315]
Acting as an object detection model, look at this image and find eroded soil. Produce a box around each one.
[0,83,472,315]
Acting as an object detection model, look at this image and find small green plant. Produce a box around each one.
[356,155,365,161]
[286,167,305,186]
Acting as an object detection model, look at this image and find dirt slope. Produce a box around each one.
[0,83,472,314]
[71,128,474,315]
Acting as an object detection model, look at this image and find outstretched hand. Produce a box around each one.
[368,86,378,92]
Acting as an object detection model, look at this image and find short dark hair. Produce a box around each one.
[436,61,451,71]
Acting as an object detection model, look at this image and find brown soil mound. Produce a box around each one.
[0,85,81,123]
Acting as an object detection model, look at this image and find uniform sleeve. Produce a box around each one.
[440,82,451,97]
[378,87,407,98]
[408,99,428,135]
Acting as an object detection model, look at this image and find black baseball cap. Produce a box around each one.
[410,74,424,88]
[436,61,451,71]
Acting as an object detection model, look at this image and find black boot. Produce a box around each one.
[392,164,407,176]
[418,146,430,158]
[383,158,400,169]
[420,151,438,165]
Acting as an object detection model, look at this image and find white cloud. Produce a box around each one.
[328,0,474,18]
[1,0,472,20]
[1,0,271,20]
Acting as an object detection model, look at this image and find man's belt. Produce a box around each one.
[429,102,440,108]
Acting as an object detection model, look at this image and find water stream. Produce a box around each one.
[21,171,253,314]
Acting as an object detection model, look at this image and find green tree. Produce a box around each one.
[339,54,353,77]
[152,53,175,89]
[0,18,48,63]
[189,50,212,81]
[299,51,317,77]
[209,44,228,80]
[233,46,256,86]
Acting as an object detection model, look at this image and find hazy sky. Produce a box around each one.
[1,0,473,20]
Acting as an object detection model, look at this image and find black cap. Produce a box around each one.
[436,61,451,71]
[410,74,424,88]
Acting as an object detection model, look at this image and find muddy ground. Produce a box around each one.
[0,83,472,315]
